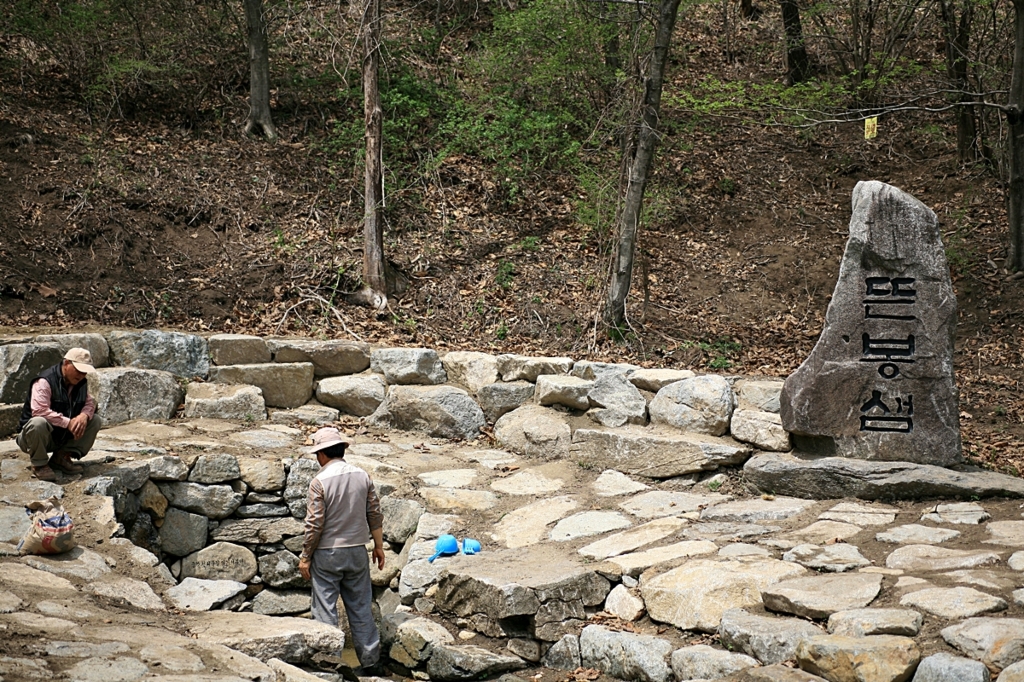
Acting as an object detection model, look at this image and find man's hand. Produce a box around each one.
[372,545,386,571]
[68,414,88,440]
[299,557,312,581]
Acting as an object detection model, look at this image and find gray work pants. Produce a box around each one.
[310,546,381,667]
[17,415,103,467]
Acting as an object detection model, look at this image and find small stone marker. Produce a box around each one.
[780,181,960,465]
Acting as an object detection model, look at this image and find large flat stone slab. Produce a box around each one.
[621,490,731,519]
[208,363,314,408]
[719,609,824,665]
[818,502,897,526]
[941,618,1024,671]
[571,427,749,478]
[885,545,1002,572]
[795,634,920,682]
[900,586,1007,619]
[762,573,883,618]
[491,496,578,548]
[827,609,922,637]
[550,511,631,541]
[744,452,1024,500]
[875,524,960,544]
[607,540,719,577]
[188,611,346,664]
[702,497,817,523]
[641,558,806,632]
[267,338,370,377]
[578,517,687,559]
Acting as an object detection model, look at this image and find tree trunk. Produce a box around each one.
[780,0,809,84]
[243,0,277,141]
[603,0,682,331]
[362,0,387,304]
[939,0,976,163]
[1008,0,1024,271]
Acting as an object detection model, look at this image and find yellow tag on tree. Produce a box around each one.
[864,117,878,139]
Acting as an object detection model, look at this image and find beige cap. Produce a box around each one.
[309,427,352,454]
[64,348,95,374]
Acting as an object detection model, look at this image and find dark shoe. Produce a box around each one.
[338,666,361,682]
[50,452,83,474]
[356,662,389,678]
[31,465,57,482]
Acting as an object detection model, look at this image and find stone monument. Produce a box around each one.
[780,181,961,465]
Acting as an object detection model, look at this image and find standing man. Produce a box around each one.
[17,348,102,482]
[298,427,386,676]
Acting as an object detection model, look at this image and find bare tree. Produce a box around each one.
[243,0,278,140]
[1009,0,1024,270]
[939,0,977,162]
[781,0,810,84]
[604,0,682,331]
[361,0,387,306]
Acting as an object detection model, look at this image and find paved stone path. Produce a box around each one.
[3,417,1024,682]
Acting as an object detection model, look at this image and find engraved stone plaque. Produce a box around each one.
[780,181,960,464]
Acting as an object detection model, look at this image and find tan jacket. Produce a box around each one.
[300,458,383,560]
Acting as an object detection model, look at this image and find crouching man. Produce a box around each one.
[17,348,102,481]
[299,427,386,677]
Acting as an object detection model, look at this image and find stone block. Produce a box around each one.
[370,347,446,385]
[649,375,735,436]
[88,368,183,426]
[477,381,535,423]
[0,343,64,403]
[183,383,267,420]
[107,330,209,378]
[33,333,110,367]
[443,351,499,393]
[316,374,386,416]
[571,426,749,478]
[208,363,314,409]
[366,385,485,440]
[209,334,271,365]
[267,338,371,377]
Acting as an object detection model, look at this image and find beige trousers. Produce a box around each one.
[17,415,103,467]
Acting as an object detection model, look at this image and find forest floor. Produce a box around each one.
[0,3,1021,473]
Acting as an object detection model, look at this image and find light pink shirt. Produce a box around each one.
[30,380,96,429]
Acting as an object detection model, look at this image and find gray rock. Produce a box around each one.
[252,589,311,616]
[477,381,536,423]
[649,375,734,436]
[209,334,271,366]
[389,616,455,666]
[33,333,110,367]
[0,343,64,403]
[571,426,749,478]
[535,375,594,410]
[719,608,824,664]
[900,587,1007,619]
[382,497,426,544]
[90,576,166,611]
[999,661,1024,682]
[727,665,832,682]
[370,347,446,385]
[942,618,1024,672]
[211,517,305,544]
[828,609,923,637]
[398,557,446,605]
[620,490,731,519]
[184,383,267,421]
[671,644,759,681]
[588,373,647,426]
[494,404,571,458]
[208,363,314,409]
[550,511,631,541]
[259,550,307,589]
[592,469,650,497]
[166,577,247,611]
[628,368,695,392]
[795,635,921,682]
[783,543,872,572]
[984,520,1024,546]
[270,404,340,426]
[780,182,959,465]
[88,368,184,425]
[235,503,290,517]
[507,638,542,663]
[762,573,883,618]
[426,644,526,681]
[0,505,31,544]
[158,482,243,519]
[735,379,785,413]
[731,409,792,452]
[267,338,371,377]
[913,653,990,682]
[885,545,1002,572]
[876,524,960,544]
[181,542,258,582]
[497,355,573,382]
[107,330,209,378]
[921,502,990,524]
[160,507,209,556]
[66,656,149,682]
[22,546,111,580]
[0,589,23,614]
[604,584,646,621]
[147,455,190,481]
[818,502,897,526]
[542,634,581,670]
[743,452,1024,500]
[571,360,639,381]
[138,643,205,673]
[442,351,500,393]
[187,610,347,664]
[580,624,673,682]
[641,558,807,632]
[189,453,242,484]
[0,401,21,438]
[316,375,386,416]
[366,385,485,440]
[230,429,296,449]
[238,458,287,492]
[578,517,686,560]
[700,497,816,523]
[283,458,320,518]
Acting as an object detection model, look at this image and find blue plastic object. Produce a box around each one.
[428,534,460,563]
[462,538,481,555]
